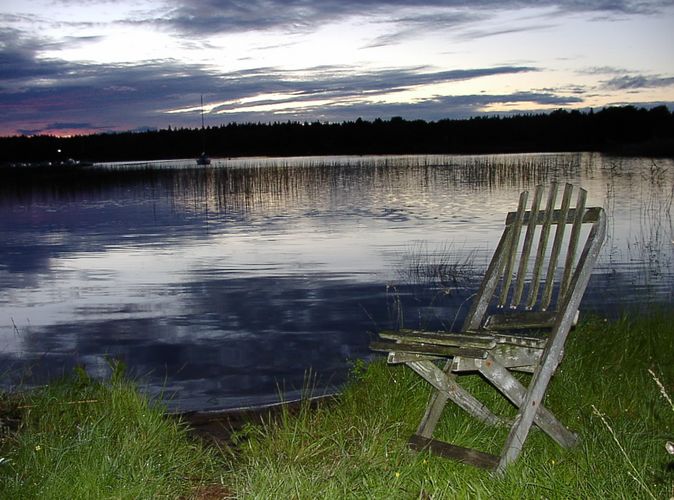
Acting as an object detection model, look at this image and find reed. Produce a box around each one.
[396,241,476,291]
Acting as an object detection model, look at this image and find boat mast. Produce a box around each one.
[200,95,206,154]
[200,95,205,130]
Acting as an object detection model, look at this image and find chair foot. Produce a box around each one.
[408,434,499,470]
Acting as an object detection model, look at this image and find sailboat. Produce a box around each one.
[196,96,211,165]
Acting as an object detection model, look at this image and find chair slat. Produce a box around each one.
[512,185,543,307]
[526,182,558,308]
[498,190,528,308]
[541,183,573,310]
[379,329,497,348]
[506,207,600,225]
[560,188,587,298]
[462,228,512,331]
[369,341,488,359]
[485,310,557,331]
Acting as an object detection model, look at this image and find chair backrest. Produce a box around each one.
[462,183,606,333]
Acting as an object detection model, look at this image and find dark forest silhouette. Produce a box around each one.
[1,105,673,163]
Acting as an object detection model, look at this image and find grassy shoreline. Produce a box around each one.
[2,312,673,498]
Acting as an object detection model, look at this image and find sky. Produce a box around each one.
[1,0,673,137]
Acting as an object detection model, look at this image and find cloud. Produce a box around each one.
[603,74,674,90]
[579,66,633,75]
[0,34,224,133]
[2,1,671,135]
[364,11,481,48]
[163,64,541,119]
[46,122,97,130]
[209,90,585,124]
[15,122,104,136]
[579,67,674,92]
[16,128,46,136]
[0,30,65,81]
[0,27,542,134]
[147,0,671,37]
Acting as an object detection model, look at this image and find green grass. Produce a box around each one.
[225,311,674,498]
[1,312,672,498]
[0,362,225,499]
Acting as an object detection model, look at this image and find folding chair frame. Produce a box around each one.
[371,183,607,473]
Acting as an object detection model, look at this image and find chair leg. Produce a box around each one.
[495,356,563,474]
[416,390,450,438]
[478,356,578,448]
[415,359,453,438]
[407,360,506,428]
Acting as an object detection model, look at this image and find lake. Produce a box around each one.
[1,152,672,411]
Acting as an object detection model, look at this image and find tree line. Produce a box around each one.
[1,105,672,163]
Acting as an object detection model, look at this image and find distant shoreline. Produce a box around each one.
[1,105,673,163]
[2,147,672,172]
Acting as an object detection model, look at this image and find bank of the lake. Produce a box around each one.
[1,311,672,498]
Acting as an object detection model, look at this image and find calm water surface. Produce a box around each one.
[1,153,672,411]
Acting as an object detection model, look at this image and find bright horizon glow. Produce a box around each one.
[1,0,673,136]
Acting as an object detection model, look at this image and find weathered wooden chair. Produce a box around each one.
[370,183,606,473]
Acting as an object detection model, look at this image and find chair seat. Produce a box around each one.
[374,322,549,353]
[371,327,547,371]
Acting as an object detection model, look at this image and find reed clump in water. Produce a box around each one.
[396,242,477,291]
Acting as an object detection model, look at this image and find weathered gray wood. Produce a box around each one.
[498,190,528,307]
[489,344,543,370]
[541,183,574,310]
[387,351,442,364]
[486,311,578,338]
[512,185,543,307]
[496,207,606,474]
[527,182,558,308]
[370,341,488,359]
[379,329,497,348]
[493,333,548,348]
[409,435,499,470]
[462,228,512,331]
[484,310,557,330]
[415,389,450,438]
[451,345,543,372]
[560,188,586,298]
[451,357,481,372]
[478,356,578,448]
[407,360,506,427]
[506,206,601,225]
